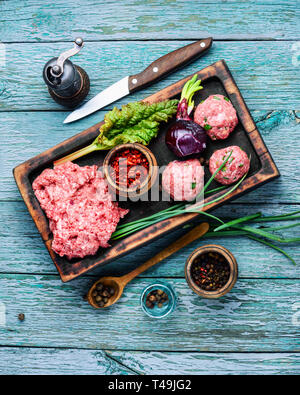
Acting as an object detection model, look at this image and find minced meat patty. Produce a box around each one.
[194,94,238,140]
[162,159,204,201]
[33,161,128,260]
[209,146,250,185]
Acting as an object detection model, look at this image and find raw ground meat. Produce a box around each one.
[209,146,250,185]
[162,159,204,201]
[32,161,128,260]
[194,94,238,140]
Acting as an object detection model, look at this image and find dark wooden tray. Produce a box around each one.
[13,60,280,282]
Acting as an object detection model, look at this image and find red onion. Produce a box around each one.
[165,75,207,158]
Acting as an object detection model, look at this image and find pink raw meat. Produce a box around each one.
[209,146,250,185]
[162,159,204,201]
[194,94,238,140]
[33,161,128,260]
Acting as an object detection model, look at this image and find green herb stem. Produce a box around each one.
[233,224,300,243]
[214,212,262,232]
[246,236,296,266]
[54,142,98,166]
[204,186,227,195]
[201,151,233,195]
[252,210,300,222]
[262,222,300,232]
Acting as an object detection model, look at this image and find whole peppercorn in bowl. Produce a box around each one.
[185,244,238,298]
[140,282,176,318]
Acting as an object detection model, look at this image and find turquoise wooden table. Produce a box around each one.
[0,1,299,375]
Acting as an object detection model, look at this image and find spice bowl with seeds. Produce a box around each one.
[140,282,176,319]
[185,244,238,299]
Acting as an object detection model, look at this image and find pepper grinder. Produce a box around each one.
[43,37,90,108]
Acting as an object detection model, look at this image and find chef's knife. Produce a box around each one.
[64,38,213,124]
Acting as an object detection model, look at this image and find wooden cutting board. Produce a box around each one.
[13,60,280,282]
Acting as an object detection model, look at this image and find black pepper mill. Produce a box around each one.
[43,37,90,108]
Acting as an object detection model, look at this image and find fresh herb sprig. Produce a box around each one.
[54,99,178,166]
[203,210,300,265]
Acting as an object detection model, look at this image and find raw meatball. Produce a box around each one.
[162,159,204,201]
[194,94,238,140]
[209,146,250,185]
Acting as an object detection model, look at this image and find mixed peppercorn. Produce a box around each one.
[109,148,149,189]
[191,252,230,291]
[145,289,169,309]
[92,282,115,307]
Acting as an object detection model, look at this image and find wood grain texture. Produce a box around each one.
[109,351,300,375]
[0,347,133,375]
[1,1,299,41]
[1,203,299,278]
[1,110,298,202]
[1,41,300,111]
[0,347,299,375]
[0,274,299,351]
[1,0,300,375]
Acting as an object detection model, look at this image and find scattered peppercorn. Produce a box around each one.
[92,283,115,307]
[191,252,230,291]
[145,289,169,309]
[109,148,149,189]
[18,313,25,321]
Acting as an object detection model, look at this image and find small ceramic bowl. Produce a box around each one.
[103,143,158,198]
[185,244,238,299]
[140,282,176,319]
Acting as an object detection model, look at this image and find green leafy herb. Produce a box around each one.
[54,99,178,166]
[213,96,221,100]
[191,182,197,190]
[238,163,244,167]
[204,124,212,131]
[224,97,230,102]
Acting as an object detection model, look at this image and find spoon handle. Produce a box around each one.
[120,222,209,286]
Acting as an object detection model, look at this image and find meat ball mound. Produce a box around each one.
[209,146,250,185]
[162,159,204,201]
[194,94,238,140]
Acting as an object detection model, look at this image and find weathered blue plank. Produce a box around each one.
[0,1,299,41]
[0,347,133,375]
[0,41,300,111]
[0,347,299,375]
[0,275,299,351]
[1,110,299,202]
[110,351,300,375]
[0,202,299,278]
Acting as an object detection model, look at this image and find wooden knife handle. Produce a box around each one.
[120,222,209,286]
[128,38,213,93]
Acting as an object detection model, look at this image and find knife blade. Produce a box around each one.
[64,38,213,124]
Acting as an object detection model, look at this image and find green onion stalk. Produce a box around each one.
[111,150,299,265]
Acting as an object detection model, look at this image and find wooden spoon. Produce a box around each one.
[87,222,209,309]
